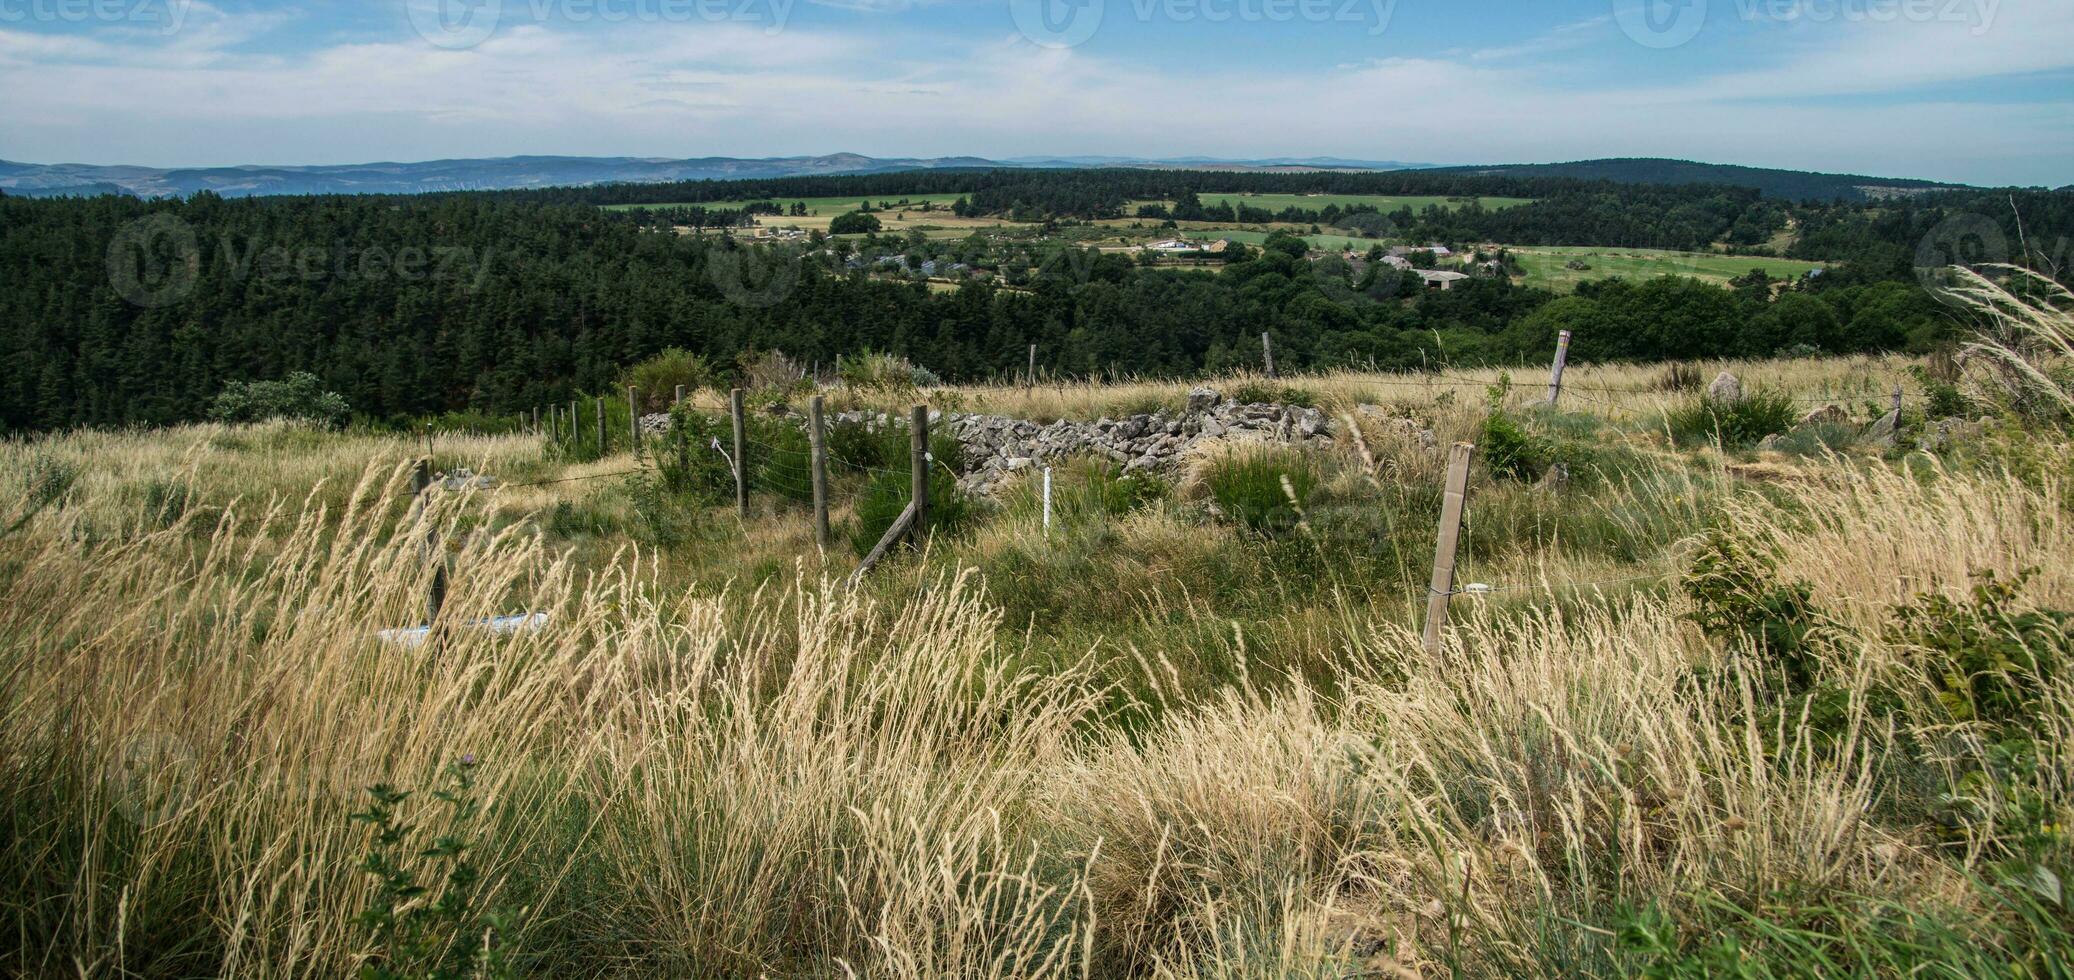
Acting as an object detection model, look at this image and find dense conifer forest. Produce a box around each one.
[3,169,2068,431]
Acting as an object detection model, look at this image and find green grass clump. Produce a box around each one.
[849,432,974,555]
[1663,389,1798,449]
[1200,446,1319,533]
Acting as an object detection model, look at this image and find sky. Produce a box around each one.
[0,0,2069,186]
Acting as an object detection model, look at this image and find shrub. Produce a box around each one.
[1654,363,1702,393]
[350,758,516,980]
[207,372,350,429]
[654,405,736,502]
[1886,570,2070,731]
[828,211,881,235]
[1480,410,1555,481]
[1198,445,1319,533]
[825,417,898,474]
[1662,389,1797,449]
[1682,527,1828,687]
[622,348,713,412]
[839,351,938,393]
[848,433,974,556]
[1229,381,1315,408]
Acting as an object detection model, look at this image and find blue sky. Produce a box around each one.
[1,0,2068,185]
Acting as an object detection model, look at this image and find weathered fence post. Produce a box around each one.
[1026,343,1037,396]
[1422,442,1476,655]
[594,397,606,457]
[629,387,641,458]
[674,384,686,407]
[730,388,749,518]
[1546,329,1572,406]
[809,395,831,552]
[412,458,448,639]
[911,405,930,541]
[567,401,577,449]
[532,406,540,436]
[1891,383,1903,418]
[1261,332,1277,379]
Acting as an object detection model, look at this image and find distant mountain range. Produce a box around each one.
[1426,158,1972,202]
[0,153,1985,202]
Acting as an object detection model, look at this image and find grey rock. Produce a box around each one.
[1797,404,1849,428]
[1707,371,1743,404]
[1186,387,1222,414]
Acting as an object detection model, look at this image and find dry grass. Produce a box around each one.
[3,354,2070,976]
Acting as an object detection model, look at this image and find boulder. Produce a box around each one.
[1797,404,1848,428]
[1864,409,1901,448]
[1706,371,1743,404]
[1185,386,1222,414]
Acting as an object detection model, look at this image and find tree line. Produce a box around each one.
[2,169,2067,432]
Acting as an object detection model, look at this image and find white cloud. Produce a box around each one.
[0,5,2066,184]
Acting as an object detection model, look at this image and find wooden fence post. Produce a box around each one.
[809,394,831,551]
[629,387,641,458]
[674,384,686,407]
[911,405,930,541]
[1261,332,1277,379]
[532,406,540,436]
[594,397,606,457]
[730,388,749,518]
[568,400,577,450]
[1422,442,1476,655]
[1026,343,1037,396]
[1891,383,1903,418]
[1546,329,1572,406]
[412,458,448,638]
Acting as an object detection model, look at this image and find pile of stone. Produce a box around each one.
[817,386,1335,495]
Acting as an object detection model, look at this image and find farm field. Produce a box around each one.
[1198,192,1536,212]
[603,192,969,215]
[1506,245,1828,291]
[9,271,2074,976]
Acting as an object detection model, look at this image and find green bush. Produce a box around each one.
[1662,389,1797,449]
[1480,410,1556,481]
[825,417,899,474]
[1201,447,1319,534]
[828,211,881,235]
[1886,570,2070,731]
[849,432,973,556]
[207,372,350,429]
[622,348,713,413]
[654,406,736,502]
[1229,381,1315,408]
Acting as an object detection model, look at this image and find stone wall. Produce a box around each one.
[643,386,1339,495]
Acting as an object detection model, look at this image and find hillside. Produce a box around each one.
[1430,157,1971,202]
[7,301,2073,974]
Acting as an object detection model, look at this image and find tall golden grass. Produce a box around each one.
[4,413,2068,976]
